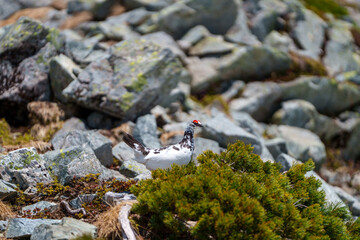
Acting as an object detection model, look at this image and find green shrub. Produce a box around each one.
[131,141,360,239]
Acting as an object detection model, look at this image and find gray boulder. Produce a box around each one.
[49,54,80,102]
[202,113,262,154]
[187,57,219,93]
[178,25,210,50]
[230,82,282,122]
[70,194,97,209]
[345,121,360,161]
[137,0,238,39]
[0,180,17,201]
[18,0,53,7]
[0,0,21,20]
[0,148,53,190]
[189,36,235,56]
[193,137,221,159]
[113,142,136,163]
[225,4,260,46]
[0,220,8,232]
[292,9,326,60]
[323,20,360,76]
[281,76,360,115]
[124,0,175,11]
[64,34,109,66]
[266,138,288,160]
[334,186,360,216]
[264,31,297,53]
[305,171,346,207]
[218,46,291,82]
[119,160,151,178]
[51,130,113,167]
[231,111,265,138]
[133,114,161,149]
[267,125,326,170]
[67,0,115,20]
[63,39,184,121]
[42,147,115,185]
[276,153,297,172]
[272,99,342,142]
[22,201,59,216]
[6,218,61,239]
[30,217,97,240]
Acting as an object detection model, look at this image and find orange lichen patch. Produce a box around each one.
[60,11,93,29]
[94,200,138,239]
[51,0,68,10]
[0,7,53,27]
[0,200,15,220]
[108,2,126,17]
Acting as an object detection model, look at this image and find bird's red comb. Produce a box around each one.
[193,120,200,124]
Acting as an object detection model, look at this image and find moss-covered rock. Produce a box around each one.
[131,141,359,239]
[63,39,184,120]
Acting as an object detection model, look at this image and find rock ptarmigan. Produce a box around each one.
[122,120,203,170]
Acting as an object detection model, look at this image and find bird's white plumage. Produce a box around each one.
[144,144,193,170]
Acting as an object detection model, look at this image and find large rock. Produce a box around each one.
[187,57,219,93]
[18,0,53,7]
[345,121,360,161]
[189,36,235,56]
[267,125,326,170]
[305,171,346,207]
[230,82,282,122]
[264,31,297,53]
[49,54,80,102]
[218,46,291,82]
[133,114,161,149]
[0,180,17,201]
[0,148,53,190]
[276,153,297,172]
[0,18,56,123]
[292,9,326,60]
[193,137,221,159]
[63,39,184,121]
[323,20,360,76]
[272,99,343,141]
[225,4,260,46]
[5,218,61,239]
[334,186,360,216]
[137,0,238,39]
[266,138,288,160]
[67,0,115,20]
[42,147,116,185]
[0,0,21,20]
[231,111,265,138]
[113,141,136,163]
[64,34,109,66]
[22,201,59,216]
[124,0,176,11]
[30,217,97,240]
[202,113,262,154]
[51,130,113,167]
[119,160,151,178]
[281,76,360,115]
[178,25,210,50]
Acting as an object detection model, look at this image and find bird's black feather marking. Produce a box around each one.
[122,131,149,156]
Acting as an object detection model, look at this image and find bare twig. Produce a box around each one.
[60,200,86,216]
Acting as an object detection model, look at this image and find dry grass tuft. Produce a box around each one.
[3,141,52,153]
[0,200,15,220]
[94,200,138,239]
[27,102,65,125]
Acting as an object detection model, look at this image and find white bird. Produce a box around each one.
[122,120,203,170]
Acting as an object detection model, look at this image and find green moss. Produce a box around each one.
[0,118,34,146]
[128,73,148,92]
[46,28,64,50]
[301,0,348,18]
[131,141,358,239]
[120,92,134,112]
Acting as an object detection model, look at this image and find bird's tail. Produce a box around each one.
[122,132,149,156]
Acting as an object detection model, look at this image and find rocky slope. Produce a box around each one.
[2,0,360,238]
